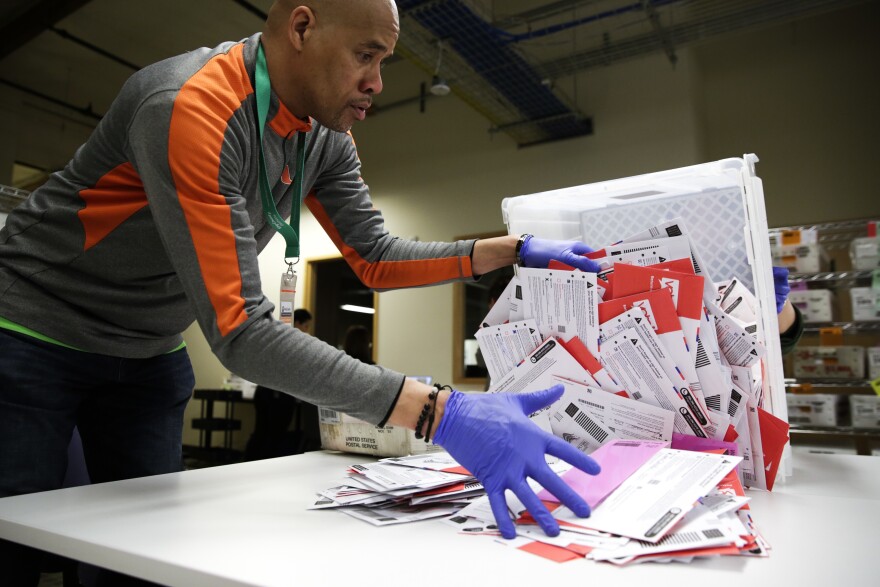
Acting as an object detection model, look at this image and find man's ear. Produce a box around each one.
[288,6,316,50]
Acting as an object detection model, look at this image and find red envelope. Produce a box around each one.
[758,407,790,491]
[518,540,584,563]
[653,257,696,274]
[548,259,576,271]
[612,263,705,322]
[598,288,683,336]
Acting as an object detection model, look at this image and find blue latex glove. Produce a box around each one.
[519,236,601,273]
[433,385,601,539]
[772,266,790,314]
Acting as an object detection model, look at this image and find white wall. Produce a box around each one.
[695,3,880,225]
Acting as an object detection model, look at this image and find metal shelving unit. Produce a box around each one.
[776,217,879,454]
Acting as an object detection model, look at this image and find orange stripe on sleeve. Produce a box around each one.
[168,43,253,336]
[77,162,148,251]
[305,193,473,288]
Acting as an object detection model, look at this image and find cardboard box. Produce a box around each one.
[793,346,865,380]
[868,347,880,380]
[788,289,835,323]
[770,228,823,273]
[786,394,840,427]
[318,408,442,457]
[850,236,880,270]
[850,287,880,322]
[850,396,880,429]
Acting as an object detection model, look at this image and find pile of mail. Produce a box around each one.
[311,452,482,526]
[448,439,768,565]
[477,217,789,491]
[313,440,769,565]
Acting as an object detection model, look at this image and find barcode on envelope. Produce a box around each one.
[575,411,608,444]
[695,341,711,368]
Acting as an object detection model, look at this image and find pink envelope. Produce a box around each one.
[539,439,668,507]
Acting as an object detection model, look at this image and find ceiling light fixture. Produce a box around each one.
[340,304,375,315]
[430,41,451,97]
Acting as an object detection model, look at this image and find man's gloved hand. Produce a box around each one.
[519,236,601,273]
[433,385,601,539]
[772,266,790,314]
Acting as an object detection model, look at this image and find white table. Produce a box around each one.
[0,451,878,587]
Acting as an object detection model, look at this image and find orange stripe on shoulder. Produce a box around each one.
[305,193,473,288]
[77,162,147,250]
[168,42,254,336]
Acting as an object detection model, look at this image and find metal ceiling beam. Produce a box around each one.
[0,0,94,61]
[536,0,872,80]
[641,0,677,67]
[0,77,102,121]
[494,0,608,29]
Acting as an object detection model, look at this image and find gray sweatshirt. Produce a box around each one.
[0,33,476,425]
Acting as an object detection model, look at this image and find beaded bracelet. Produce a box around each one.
[414,384,452,442]
[414,386,438,440]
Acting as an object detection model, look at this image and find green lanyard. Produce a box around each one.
[255,42,306,262]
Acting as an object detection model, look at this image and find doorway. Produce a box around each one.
[305,256,378,360]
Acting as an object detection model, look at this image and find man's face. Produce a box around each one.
[301,2,398,132]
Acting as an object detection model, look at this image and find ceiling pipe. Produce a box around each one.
[231,0,268,20]
[494,0,684,43]
[0,78,103,121]
[50,27,141,71]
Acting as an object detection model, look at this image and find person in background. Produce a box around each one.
[342,324,374,365]
[0,3,602,584]
[774,266,804,353]
[292,308,313,333]
[244,308,319,461]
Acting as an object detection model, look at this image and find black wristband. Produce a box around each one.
[515,234,533,266]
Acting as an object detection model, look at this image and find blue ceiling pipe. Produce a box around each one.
[399,0,592,145]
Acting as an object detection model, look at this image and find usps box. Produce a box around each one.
[789,289,835,323]
[786,394,840,427]
[850,396,880,429]
[792,346,865,380]
[317,407,442,457]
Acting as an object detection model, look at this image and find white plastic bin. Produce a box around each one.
[502,154,789,479]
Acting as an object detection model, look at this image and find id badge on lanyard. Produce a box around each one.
[256,41,307,326]
[280,267,297,327]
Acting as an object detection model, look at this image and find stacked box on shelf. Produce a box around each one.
[770,227,824,273]
[786,394,841,427]
[850,236,879,270]
[850,396,880,429]
[850,287,880,322]
[869,347,880,380]
[792,346,865,380]
[788,289,835,323]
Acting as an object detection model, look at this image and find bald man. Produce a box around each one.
[0,3,602,583]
